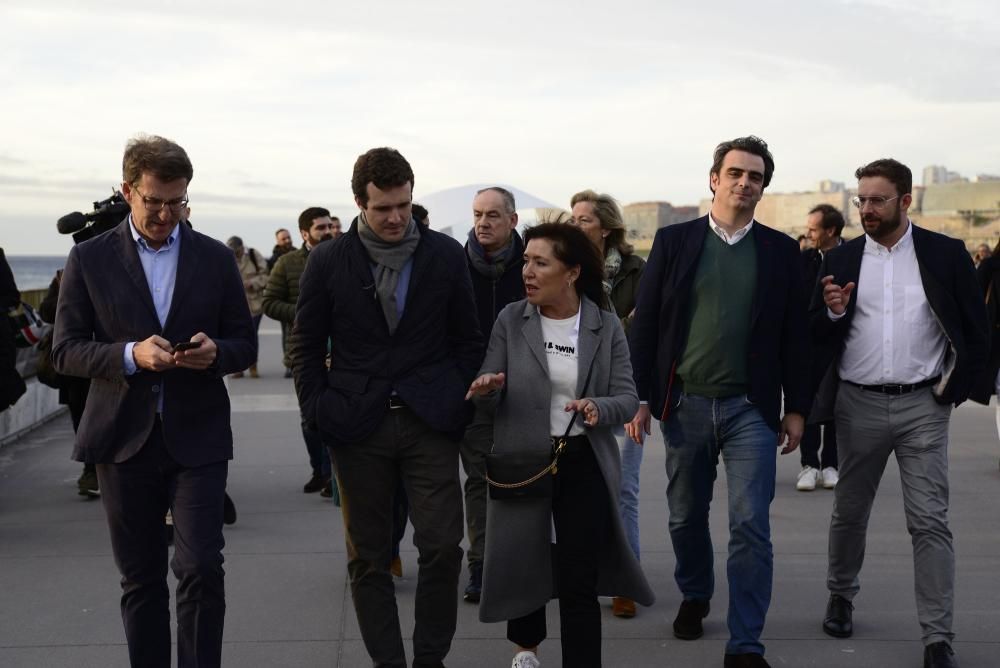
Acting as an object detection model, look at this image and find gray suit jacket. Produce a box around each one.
[477,296,654,623]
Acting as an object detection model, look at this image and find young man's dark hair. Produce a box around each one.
[808,203,846,237]
[351,147,414,206]
[122,134,193,186]
[298,207,331,232]
[854,158,912,195]
[710,135,775,191]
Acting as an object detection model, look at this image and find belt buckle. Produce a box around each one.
[883,384,904,395]
[388,396,406,410]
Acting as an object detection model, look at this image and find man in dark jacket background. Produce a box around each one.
[796,203,845,492]
[292,147,482,668]
[0,248,26,412]
[262,207,336,494]
[459,186,525,602]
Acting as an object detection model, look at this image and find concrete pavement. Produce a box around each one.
[2,319,999,667]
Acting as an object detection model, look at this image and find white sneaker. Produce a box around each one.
[821,467,839,489]
[512,650,540,668]
[796,466,819,491]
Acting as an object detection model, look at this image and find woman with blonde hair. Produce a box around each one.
[570,190,646,619]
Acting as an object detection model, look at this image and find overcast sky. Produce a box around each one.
[1,0,998,254]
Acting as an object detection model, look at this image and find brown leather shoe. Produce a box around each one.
[390,556,402,578]
[249,364,259,378]
[612,596,636,618]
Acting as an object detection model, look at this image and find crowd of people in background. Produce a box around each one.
[3,132,998,668]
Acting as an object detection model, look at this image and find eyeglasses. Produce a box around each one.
[851,195,899,209]
[135,187,189,213]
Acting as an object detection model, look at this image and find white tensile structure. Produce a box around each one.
[415,184,560,243]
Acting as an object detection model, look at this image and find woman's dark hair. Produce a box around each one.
[523,222,608,310]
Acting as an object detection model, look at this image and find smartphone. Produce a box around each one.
[173,341,203,352]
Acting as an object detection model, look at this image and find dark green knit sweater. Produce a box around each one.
[676,229,757,397]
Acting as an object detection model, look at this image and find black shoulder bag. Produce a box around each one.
[485,361,594,500]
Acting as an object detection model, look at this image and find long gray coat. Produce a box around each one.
[477,296,655,623]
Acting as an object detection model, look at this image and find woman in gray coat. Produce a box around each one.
[467,223,654,668]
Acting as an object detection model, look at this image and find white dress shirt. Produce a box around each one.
[708,213,754,245]
[836,222,947,385]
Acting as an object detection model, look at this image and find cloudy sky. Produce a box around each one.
[1,0,998,254]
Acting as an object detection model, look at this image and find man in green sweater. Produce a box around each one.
[628,136,810,668]
[263,207,336,495]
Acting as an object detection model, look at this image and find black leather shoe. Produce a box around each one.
[463,562,483,603]
[823,594,854,638]
[723,653,771,668]
[673,598,710,640]
[924,642,959,668]
[303,473,328,494]
[223,493,237,526]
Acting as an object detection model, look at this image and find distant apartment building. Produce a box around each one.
[623,201,699,238]
[923,165,967,186]
[921,181,1000,217]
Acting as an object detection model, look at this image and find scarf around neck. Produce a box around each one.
[357,211,421,334]
[602,245,622,296]
[466,228,519,280]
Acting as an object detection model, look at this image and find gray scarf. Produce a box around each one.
[603,246,622,297]
[357,212,421,334]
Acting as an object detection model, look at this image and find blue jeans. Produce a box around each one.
[618,428,643,560]
[661,393,777,656]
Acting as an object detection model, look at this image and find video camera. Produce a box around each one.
[57,190,131,244]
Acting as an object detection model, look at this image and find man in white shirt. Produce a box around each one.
[811,158,987,668]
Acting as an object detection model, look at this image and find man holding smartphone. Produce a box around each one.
[53,134,256,668]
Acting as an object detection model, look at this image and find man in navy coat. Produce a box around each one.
[293,147,483,668]
[53,134,256,668]
[627,136,810,668]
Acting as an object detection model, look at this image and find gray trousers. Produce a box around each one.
[332,407,464,668]
[828,382,955,645]
[459,406,490,567]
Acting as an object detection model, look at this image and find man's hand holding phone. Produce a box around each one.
[173,333,218,370]
[133,335,177,372]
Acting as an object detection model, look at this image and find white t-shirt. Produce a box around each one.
[540,309,584,436]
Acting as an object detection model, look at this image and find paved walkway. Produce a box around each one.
[1,320,998,667]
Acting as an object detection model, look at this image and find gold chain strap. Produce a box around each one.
[485,438,567,489]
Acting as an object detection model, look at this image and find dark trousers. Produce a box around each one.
[331,406,464,668]
[458,407,490,567]
[391,476,409,558]
[250,313,262,365]
[302,415,331,477]
[800,421,838,470]
[96,419,228,668]
[507,437,611,668]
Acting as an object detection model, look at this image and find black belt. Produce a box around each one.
[388,396,408,410]
[844,376,940,395]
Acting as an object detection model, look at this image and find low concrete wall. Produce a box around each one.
[0,377,65,446]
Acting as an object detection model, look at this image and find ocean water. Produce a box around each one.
[6,255,68,291]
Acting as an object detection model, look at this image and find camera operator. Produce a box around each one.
[39,269,98,496]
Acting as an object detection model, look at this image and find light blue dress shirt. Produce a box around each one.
[122,219,181,413]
